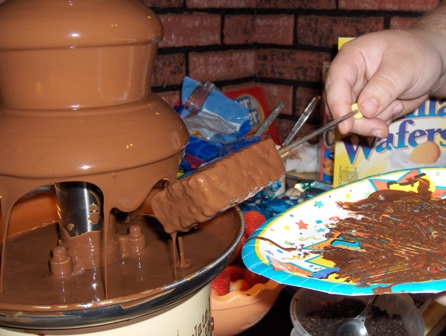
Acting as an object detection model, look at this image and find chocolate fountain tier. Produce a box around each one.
[0,0,163,111]
[0,206,244,330]
[0,94,188,179]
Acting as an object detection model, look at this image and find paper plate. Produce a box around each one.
[242,167,446,295]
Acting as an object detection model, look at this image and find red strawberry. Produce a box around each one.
[243,210,266,238]
[230,278,251,292]
[211,270,231,296]
[230,235,246,263]
[225,264,245,282]
[243,268,269,287]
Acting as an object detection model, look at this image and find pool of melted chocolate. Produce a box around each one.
[0,196,243,329]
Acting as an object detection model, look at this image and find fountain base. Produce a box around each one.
[1,285,211,335]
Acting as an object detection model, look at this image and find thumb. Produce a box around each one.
[356,58,419,119]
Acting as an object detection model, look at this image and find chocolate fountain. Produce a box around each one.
[0,0,243,334]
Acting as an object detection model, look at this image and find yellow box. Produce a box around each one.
[318,38,353,185]
[333,98,446,186]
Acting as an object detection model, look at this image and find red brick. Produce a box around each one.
[295,87,324,124]
[142,0,183,8]
[189,50,256,82]
[222,82,257,93]
[255,15,294,45]
[156,90,181,107]
[390,17,420,30]
[159,14,221,48]
[258,83,293,116]
[274,118,292,144]
[297,16,384,48]
[152,54,186,88]
[339,0,439,11]
[257,0,336,10]
[146,0,439,134]
[224,15,255,45]
[256,49,331,83]
[186,0,257,8]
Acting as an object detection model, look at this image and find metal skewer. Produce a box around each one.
[279,107,363,158]
[253,102,284,137]
[281,96,321,146]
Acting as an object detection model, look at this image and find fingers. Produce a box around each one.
[325,30,437,137]
[348,117,389,138]
[324,37,376,135]
[324,79,356,135]
[324,56,364,134]
[348,100,403,137]
[332,96,429,138]
[356,54,415,118]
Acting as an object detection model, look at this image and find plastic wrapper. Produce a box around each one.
[180,77,250,143]
[176,77,258,172]
[239,179,332,219]
[179,130,262,172]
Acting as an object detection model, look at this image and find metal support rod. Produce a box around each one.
[55,182,103,237]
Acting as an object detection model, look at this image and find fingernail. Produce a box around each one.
[372,130,384,138]
[360,98,379,115]
[392,101,404,116]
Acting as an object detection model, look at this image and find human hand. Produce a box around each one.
[324,29,443,138]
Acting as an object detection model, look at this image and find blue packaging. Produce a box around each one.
[180,77,251,143]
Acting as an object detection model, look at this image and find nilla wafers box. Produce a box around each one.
[333,98,446,186]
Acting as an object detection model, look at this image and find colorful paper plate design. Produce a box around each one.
[242,167,446,295]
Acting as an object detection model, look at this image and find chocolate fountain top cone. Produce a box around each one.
[0,0,189,180]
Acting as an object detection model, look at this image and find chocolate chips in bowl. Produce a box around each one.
[289,289,424,336]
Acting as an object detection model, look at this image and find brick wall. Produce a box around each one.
[143,0,442,143]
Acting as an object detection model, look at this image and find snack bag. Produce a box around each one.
[224,86,281,144]
[176,77,257,172]
[180,77,250,143]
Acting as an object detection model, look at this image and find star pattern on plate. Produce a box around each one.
[244,167,446,295]
[296,220,308,230]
